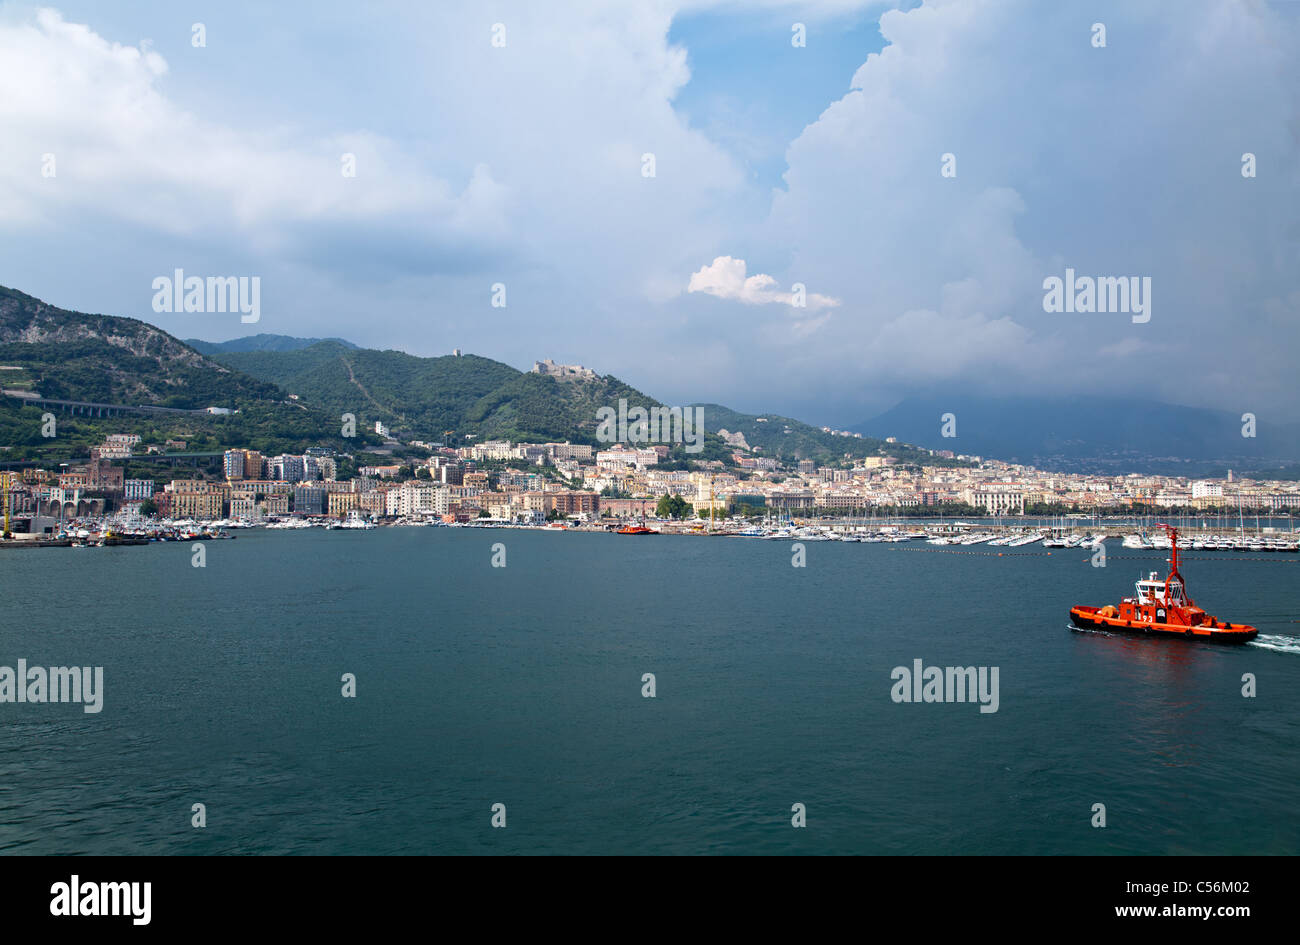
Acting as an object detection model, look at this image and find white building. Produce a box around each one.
[965,488,1025,514]
[386,480,449,517]
[123,479,154,501]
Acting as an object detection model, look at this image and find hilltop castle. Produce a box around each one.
[532,359,597,381]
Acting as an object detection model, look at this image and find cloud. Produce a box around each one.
[0,3,744,357]
[0,5,508,291]
[686,255,840,309]
[0,1,1296,427]
[733,0,1300,419]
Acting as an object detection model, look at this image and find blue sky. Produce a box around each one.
[1,0,1297,428]
[669,7,888,193]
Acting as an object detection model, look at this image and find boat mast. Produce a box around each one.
[1155,522,1186,603]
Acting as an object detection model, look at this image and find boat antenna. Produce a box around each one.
[1156,522,1179,576]
[1155,522,1190,605]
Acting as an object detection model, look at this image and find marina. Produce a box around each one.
[6,513,1296,552]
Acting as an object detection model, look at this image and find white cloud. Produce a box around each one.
[730,0,1300,417]
[0,9,478,235]
[687,255,840,309]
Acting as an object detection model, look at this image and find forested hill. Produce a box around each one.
[209,344,667,445]
[210,344,922,461]
[0,285,279,407]
[0,284,948,465]
[186,334,359,354]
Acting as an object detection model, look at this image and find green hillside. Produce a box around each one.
[211,344,518,435]
[0,286,378,461]
[210,345,689,448]
[0,285,958,469]
[0,285,280,407]
[695,403,960,466]
[185,334,359,354]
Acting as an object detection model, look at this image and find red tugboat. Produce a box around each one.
[1070,524,1257,644]
[616,511,658,535]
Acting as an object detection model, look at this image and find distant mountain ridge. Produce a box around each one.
[854,392,1300,475]
[186,334,359,354]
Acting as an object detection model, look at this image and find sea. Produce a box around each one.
[2,527,1297,855]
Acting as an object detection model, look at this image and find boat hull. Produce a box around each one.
[1069,605,1257,644]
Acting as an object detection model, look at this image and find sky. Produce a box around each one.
[1,0,1297,428]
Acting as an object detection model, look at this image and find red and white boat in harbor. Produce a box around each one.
[1070,524,1257,644]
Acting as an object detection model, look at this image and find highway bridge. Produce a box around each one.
[2,391,210,417]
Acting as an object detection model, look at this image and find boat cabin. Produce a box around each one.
[1133,570,1187,605]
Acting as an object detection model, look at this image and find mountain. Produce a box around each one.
[854,393,1300,475]
[210,342,527,437]
[185,334,359,354]
[0,284,948,467]
[698,403,954,467]
[0,285,378,459]
[209,345,908,461]
[0,285,280,407]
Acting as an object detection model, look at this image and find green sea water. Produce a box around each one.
[1,527,1297,854]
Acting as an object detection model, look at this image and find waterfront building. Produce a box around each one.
[292,486,326,516]
[359,489,389,516]
[965,488,1025,514]
[262,493,289,516]
[1192,481,1225,500]
[230,492,259,519]
[550,490,599,517]
[328,492,358,518]
[600,497,657,518]
[234,479,293,495]
[170,490,224,519]
[123,479,154,501]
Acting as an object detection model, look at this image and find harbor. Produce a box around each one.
[5,511,1297,553]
